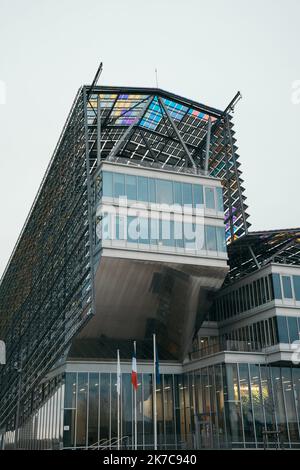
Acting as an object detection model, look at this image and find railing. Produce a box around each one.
[189,340,262,360]
[106,156,203,176]
[88,435,130,450]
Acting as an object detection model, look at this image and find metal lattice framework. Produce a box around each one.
[0,88,95,431]
[85,86,250,243]
[0,71,249,432]
[226,228,300,283]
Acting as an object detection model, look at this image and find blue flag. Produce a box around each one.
[155,346,160,385]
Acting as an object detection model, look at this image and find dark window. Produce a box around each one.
[245,284,251,311]
[76,373,88,446]
[293,276,300,301]
[276,316,289,343]
[268,274,275,300]
[269,318,276,345]
[287,317,299,343]
[235,289,240,314]
[261,278,267,304]
[282,276,293,299]
[265,276,271,302]
[65,373,76,409]
[264,320,270,346]
[257,279,263,305]
[253,281,258,307]
[88,373,99,445]
[272,274,282,299]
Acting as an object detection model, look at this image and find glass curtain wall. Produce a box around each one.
[3,366,300,450]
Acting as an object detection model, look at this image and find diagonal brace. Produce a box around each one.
[107,96,152,161]
[158,97,196,170]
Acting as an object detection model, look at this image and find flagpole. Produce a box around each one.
[117,349,120,450]
[134,341,137,450]
[153,333,157,450]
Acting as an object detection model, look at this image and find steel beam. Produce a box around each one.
[97,94,101,165]
[204,117,212,175]
[107,96,152,161]
[158,97,196,170]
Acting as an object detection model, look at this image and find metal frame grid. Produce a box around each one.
[85,86,250,243]
[0,88,95,432]
[0,80,250,434]
[227,228,300,283]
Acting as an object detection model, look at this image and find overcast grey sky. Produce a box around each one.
[0,0,299,277]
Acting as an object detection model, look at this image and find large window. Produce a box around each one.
[137,176,148,202]
[102,213,226,254]
[205,187,215,210]
[114,173,125,198]
[205,226,217,252]
[213,274,274,321]
[103,171,113,197]
[282,276,293,299]
[182,183,193,206]
[193,184,204,207]
[276,316,289,343]
[272,274,282,300]
[126,174,137,200]
[287,317,299,343]
[293,276,300,301]
[101,171,223,211]
[156,179,173,205]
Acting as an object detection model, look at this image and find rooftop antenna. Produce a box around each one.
[223,91,242,115]
[87,61,103,98]
[155,68,159,88]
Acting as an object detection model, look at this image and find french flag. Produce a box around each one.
[131,341,138,391]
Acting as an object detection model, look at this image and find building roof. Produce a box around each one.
[227,228,300,283]
[86,85,250,242]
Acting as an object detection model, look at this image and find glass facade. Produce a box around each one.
[100,171,224,212]
[63,371,185,450]
[212,274,300,323]
[101,213,226,254]
[212,274,274,321]
[2,364,300,450]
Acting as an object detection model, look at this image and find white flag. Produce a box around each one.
[117,349,121,395]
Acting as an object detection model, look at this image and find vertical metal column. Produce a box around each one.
[204,117,212,175]
[97,95,101,166]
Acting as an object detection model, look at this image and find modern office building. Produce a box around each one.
[0,70,299,449]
